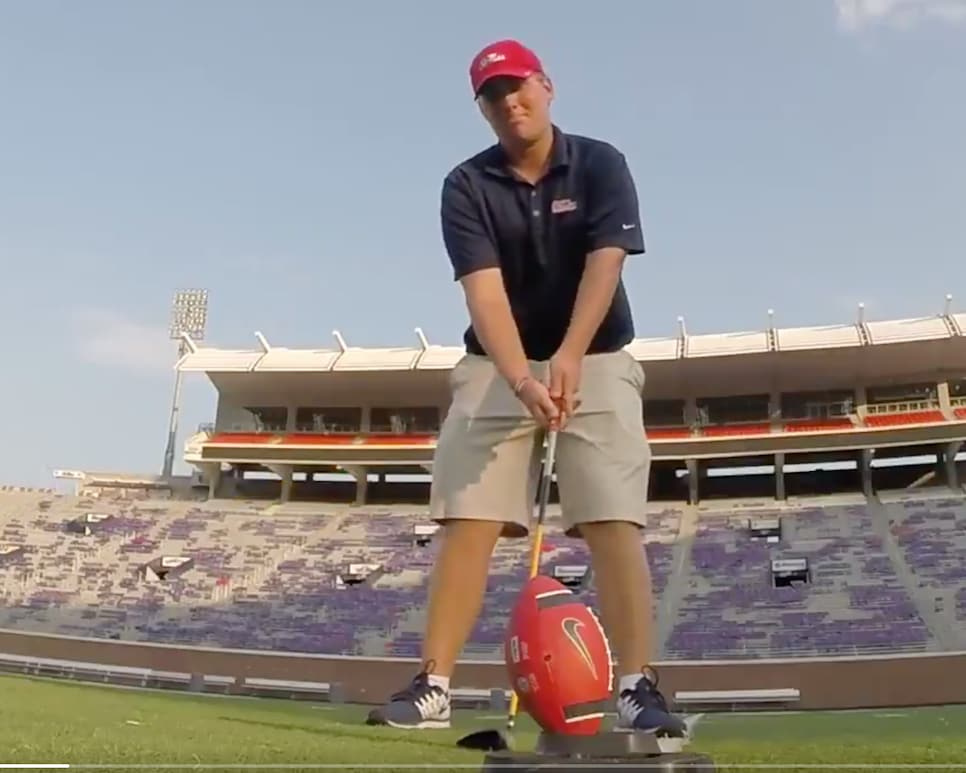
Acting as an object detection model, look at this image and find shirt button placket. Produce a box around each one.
[530,187,547,268]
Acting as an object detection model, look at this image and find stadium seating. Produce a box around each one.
[782,418,854,432]
[864,410,945,427]
[882,496,966,643]
[664,503,936,659]
[1,489,963,660]
[646,428,691,439]
[701,423,772,437]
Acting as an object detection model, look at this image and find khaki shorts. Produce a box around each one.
[429,350,650,538]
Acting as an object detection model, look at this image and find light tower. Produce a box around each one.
[162,289,209,479]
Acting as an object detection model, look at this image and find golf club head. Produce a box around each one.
[681,712,704,739]
[455,729,510,752]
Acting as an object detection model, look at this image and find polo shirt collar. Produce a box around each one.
[483,124,570,178]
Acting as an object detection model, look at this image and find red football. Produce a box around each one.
[504,575,614,735]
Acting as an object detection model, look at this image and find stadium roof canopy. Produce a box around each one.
[176,311,966,374]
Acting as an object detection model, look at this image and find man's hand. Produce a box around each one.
[548,347,582,426]
[515,376,562,429]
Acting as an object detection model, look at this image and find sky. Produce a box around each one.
[1,0,964,487]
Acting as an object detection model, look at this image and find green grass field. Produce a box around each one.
[2,674,965,771]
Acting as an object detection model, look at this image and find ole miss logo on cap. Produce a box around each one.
[469,39,544,94]
[477,50,507,71]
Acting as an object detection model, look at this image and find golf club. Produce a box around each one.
[456,421,559,752]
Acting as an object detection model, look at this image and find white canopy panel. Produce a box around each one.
[416,346,465,370]
[776,324,861,351]
[332,347,422,371]
[177,348,263,372]
[866,316,951,345]
[686,331,769,358]
[949,312,965,336]
[624,337,680,361]
[254,348,342,372]
[174,308,964,375]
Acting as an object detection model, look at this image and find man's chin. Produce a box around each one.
[500,125,545,146]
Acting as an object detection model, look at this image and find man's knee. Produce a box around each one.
[577,521,653,597]
[438,518,508,554]
[577,519,644,551]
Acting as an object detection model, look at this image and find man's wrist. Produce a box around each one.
[511,374,534,397]
[555,338,586,360]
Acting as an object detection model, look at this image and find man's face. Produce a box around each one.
[477,74,553,145]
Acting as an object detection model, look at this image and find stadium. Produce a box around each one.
[2,299,966,770]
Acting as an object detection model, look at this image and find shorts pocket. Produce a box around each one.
[622,350,646,393]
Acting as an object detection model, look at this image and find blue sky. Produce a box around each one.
[1,0,964,486]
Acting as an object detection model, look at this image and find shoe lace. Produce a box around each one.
[623,666,670,712]
[390,659,437,702]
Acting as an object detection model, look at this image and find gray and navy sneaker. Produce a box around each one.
[365,664,451,729]
[615,667,688,744]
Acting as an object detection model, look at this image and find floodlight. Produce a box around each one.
[162,288,209,479]
[169,288,209,341]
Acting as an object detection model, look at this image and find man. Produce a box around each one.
[366,39,685,740]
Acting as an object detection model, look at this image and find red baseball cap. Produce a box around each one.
[469,39,544,96]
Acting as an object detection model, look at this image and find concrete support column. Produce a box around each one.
[945,441,962,489]
[342,465,368,505]
[775,453,785,501]
[686,459,699,504]
[266,464,294,503]
[200,463,221,499]
[861,449,874,497]
[937,381,952,414]
[769,391,782,431]
[854,385,868,422]
[684,398,698,434]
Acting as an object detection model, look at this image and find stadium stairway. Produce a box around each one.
[654,505,698,659]
[866,496,963,651]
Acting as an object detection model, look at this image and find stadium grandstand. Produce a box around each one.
[2,304,965,674]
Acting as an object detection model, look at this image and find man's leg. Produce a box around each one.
[577,520,654,680]
[554,351,686,737]
[420,518,505,679]
[366,354,541,729]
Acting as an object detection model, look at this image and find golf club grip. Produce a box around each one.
[536,428,557,524]
[527,428,557,577]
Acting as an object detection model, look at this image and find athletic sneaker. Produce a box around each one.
[365,664,451,729]
[615,667,688,740]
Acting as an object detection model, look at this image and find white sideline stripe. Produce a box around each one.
[0,766,70,769]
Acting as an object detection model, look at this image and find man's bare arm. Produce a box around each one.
[559,247,627,357]
[460,268,532,389]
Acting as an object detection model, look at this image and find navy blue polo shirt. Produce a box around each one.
[440,125,644,362]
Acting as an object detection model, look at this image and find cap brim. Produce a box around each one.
[473,65,535,95]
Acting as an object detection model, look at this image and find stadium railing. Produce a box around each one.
[673,687,801,711]
[0,651,511,709]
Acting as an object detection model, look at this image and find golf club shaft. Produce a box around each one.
[507,425,559,729]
